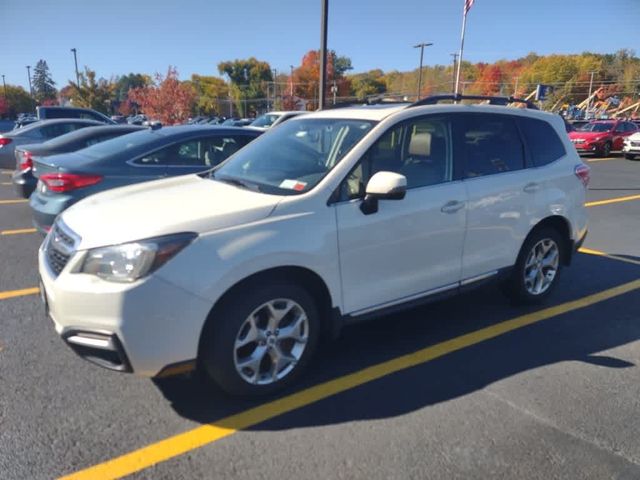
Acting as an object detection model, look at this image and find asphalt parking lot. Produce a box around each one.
[1,155,640,480]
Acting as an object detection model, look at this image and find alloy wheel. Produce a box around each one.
[523,239,559,296]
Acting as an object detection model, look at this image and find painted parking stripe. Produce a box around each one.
[58,276,640,480]
[0,228,37,236]
[585,194,640,207]
[0,199,28,205]
[586,157,620,163]
[0,287,39,300]
[1,182,11,185]
[579,247,640,267]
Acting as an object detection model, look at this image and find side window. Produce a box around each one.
[138,140,205,167]
[41,122,79,139]
[202,135,251,167]
[80,112,102,122]
[340,116,452,200]
[461,114,524,178]
[520,117,566,167]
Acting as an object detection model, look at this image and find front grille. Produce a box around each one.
[632,142,640,147]
[45,221,79,277]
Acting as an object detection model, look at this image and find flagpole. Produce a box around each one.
[454,8,468,96]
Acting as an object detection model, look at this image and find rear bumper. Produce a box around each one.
[11,170,37,198]
[29,192,76,233]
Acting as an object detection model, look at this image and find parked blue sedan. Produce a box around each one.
[29,125,262,233]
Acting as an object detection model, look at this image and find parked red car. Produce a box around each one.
[568,120,638,157]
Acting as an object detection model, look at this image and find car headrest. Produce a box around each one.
[409,132,431,157]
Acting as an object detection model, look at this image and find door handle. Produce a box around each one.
[441,200,465,214]
[523,182,540,193]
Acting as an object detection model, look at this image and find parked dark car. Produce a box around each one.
[0,119,103,169]
[36,106,115,124]
[0,119,15,133]
[29,125,262,232]
[12,124,144,197]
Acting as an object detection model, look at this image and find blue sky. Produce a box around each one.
[2,0,639,90]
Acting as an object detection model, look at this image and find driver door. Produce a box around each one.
[333,115,467,315]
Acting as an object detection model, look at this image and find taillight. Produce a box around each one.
[40,173,103,193]
[0,137,12,147]
[574,164,590,187]
[18,150,33,171]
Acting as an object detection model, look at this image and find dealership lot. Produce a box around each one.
[1,156,640,479]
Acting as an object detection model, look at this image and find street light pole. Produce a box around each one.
[70,48,80,86]
[318,0,329,110]
[2,75,6,102]
[26,65,34,111]
[413,42,433,100]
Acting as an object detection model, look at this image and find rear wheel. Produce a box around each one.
[201,282,320,396]
[598,141,611,157]
[625,153,636,160]
[504,228,564,304]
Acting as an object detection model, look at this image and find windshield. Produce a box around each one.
[250,114,280,128]
[578,123,614,132]
[214,118,375,195]
[79,129,158,159]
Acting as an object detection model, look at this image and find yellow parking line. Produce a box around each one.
[578,247,640,266]
[585,194,640,207]
[0,228,37,236]
[59,277,640,480]
[1,171,11,175]
[0,199,28,205]
[0,287,39,300]
[1,182,11,185]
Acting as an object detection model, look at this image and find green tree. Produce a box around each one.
[32,59,57,103]
[218,57,272,116]
[69,68,114,114]
[189,75,229,116]
[114,73,151,102]
[349,69,386,100]
[2,85,34,116]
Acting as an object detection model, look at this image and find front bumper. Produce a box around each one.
[39,242,213,377]
[622,144,640,154]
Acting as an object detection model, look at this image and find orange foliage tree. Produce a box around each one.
[291,50,352,108]
[128,67,195,124]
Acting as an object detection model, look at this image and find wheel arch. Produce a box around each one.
[527,215,573,265]
[197,265,340,364]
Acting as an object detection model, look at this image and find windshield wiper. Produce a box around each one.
[214,175,261,192]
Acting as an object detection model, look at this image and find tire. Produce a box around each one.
[504,227,564,305]
[625,153,636,160]
[598,141,611,158]
[200,282,320,396]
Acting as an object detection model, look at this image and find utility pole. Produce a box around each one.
[586,71,596,119]
[318,0,329,110]
[289,65,294,97]
[2,74,6,104]
[450,53,458,93]
[26,65,34,111]
[413,42,433,100]
[272,68,277,110]
[70,48,80,86]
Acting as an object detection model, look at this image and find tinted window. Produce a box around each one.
[44,109,78,119]
[40,122,85,139]
[340,116,452,200]
[461,114,524,178]
[520,117,566,167]
[625,122,637,132]
[81,130,158,160]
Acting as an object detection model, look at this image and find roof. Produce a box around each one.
[151,124,261,137]
[300,104,409,121]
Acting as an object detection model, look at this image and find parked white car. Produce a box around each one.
[623,131,640,160]
[39,96,589,396]
[249,111,306,130]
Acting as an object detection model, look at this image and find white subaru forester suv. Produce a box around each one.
[39,95,589,396]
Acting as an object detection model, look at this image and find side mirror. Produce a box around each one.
[360,171,407,215]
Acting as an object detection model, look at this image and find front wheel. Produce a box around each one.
[504,228,563,304]
[625,153,636,160]
[201,283,320,396]
[598,141,611,157]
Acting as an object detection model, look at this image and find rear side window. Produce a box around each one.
[460,114,525,178]
[520,117,566,167]
[40,122,85,139]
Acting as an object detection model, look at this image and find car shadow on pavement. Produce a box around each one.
[153,253,640,431]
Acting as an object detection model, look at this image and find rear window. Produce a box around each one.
[520,117,566,167]
[80,129,159,160]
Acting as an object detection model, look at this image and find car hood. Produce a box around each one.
[569,130,611,140]
[61,174,282,249]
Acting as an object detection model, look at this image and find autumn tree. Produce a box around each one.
[349,69,387,100]
[69,68,114,113]
[2,84,34,116]
[291,50,352,109]
[32,59,57,103]
[218,58,272,117]
[128,66,195,125]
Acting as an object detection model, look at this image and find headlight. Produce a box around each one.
[80,232,197,282]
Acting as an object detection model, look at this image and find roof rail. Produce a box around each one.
[409,94,538,110]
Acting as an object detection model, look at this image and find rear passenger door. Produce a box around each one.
[459,113,546,281]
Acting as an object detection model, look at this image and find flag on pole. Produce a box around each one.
[464,0,475,15]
